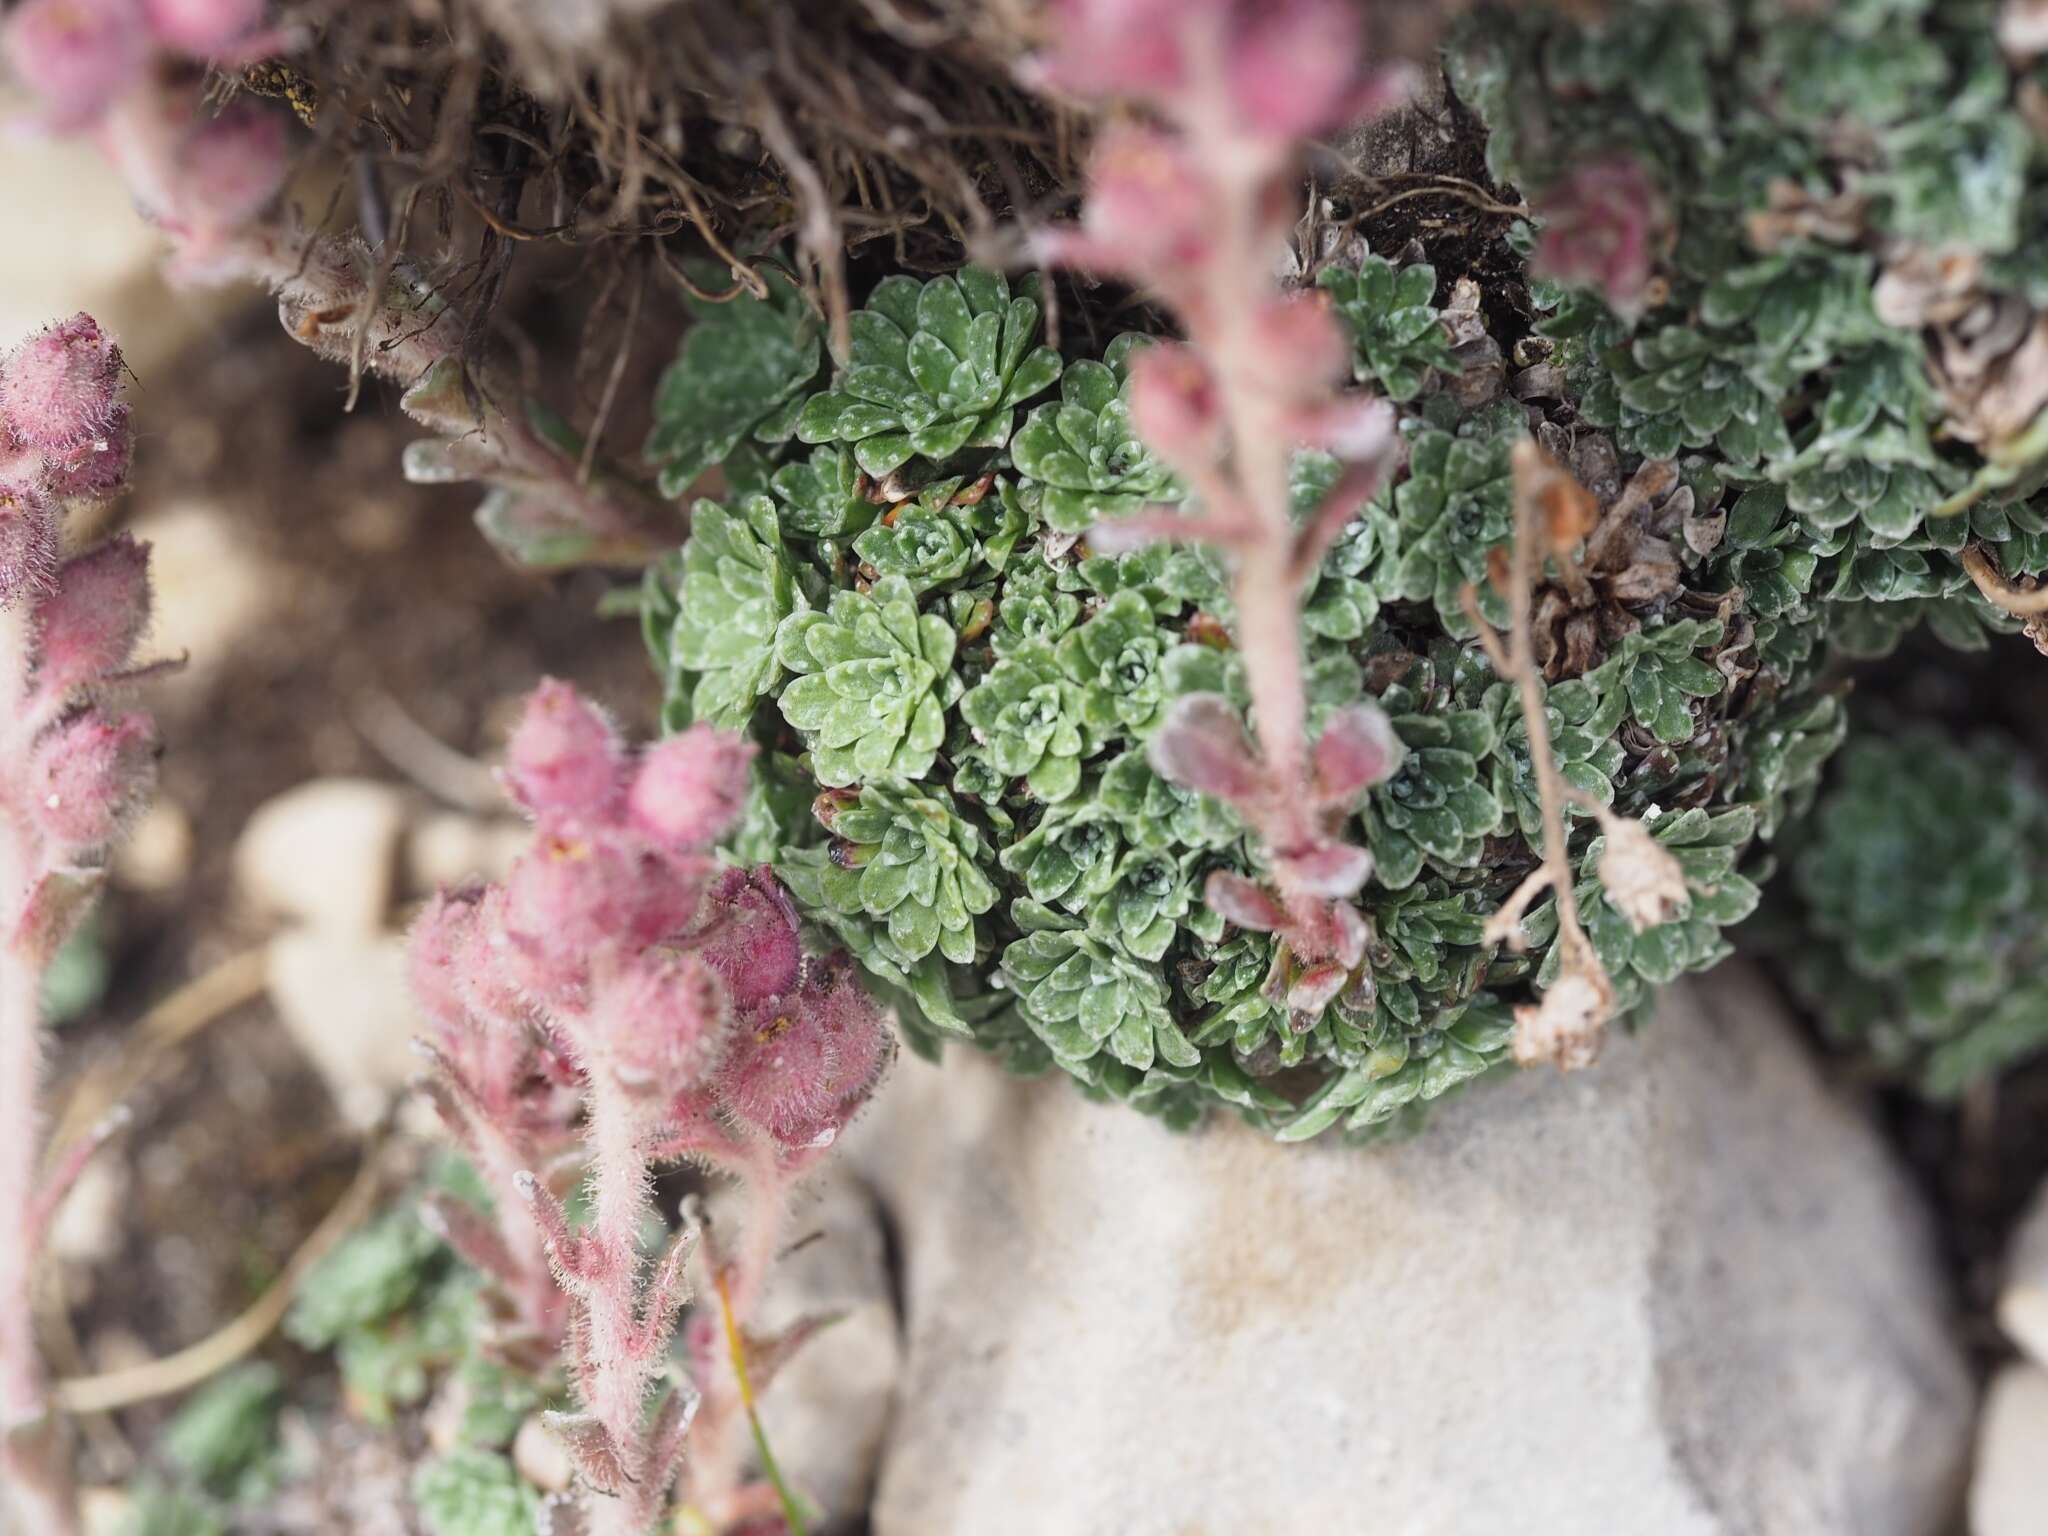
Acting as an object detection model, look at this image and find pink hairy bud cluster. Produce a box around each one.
[0,317,161,965]
[1028,0,1404,145]
[1529,154,1669,322]
[1149,693,1403,1012]
[3,0,276,130]
[0,316,138,605]
[409,682,893,1168]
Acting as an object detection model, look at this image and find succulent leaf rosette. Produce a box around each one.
[796,266,1063,477]
[774,575,960,787]
[637,0,2048,1136]
[1781,726,2048,1097]
[1011,333,1182,533]
[1319,255,1461,402]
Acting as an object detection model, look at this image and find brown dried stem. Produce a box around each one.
[1460,441,1615,1068]
[1961,541,2048,615]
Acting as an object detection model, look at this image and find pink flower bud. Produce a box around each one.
[1074,125,1217,278]
[1223,0,1382,140]
[618,846,716,950]
[1530,155,1666,322]
[694,867,802,1014]
[1127,343,1221,474]
[32,532,150,695]
[0,481,61,608]
[1270,889,1369,971]
[0,314,125,454]
[408,888,484,1034]
[651,1085,751,1166]
[503,832,711,998]
[1204,870,1290,933]
[39,402,133,502]
[502,831,639,993]
[1,0,148,131]
[502,679,626,820]
[1148,694,1266,808]
[1026,0,1211,101]
[716,953,891,1151]
[1286,958,1349,1016]
[1308,702,1400,808]
[599,951,728,1093]
[141,0,260,53]
[1290,395,1397,461]
[170,102,286,231]
[715,1006,843,1150]
[1271,839,1372,898]
[629,727,755,852]
[454,884,539,1031]
[28,709,156,849]
[1242,296,1348,400]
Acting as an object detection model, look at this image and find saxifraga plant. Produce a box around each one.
[638,0,1714,1143]
[1782,722,2048,1098]
[407,683,891,1535]
[1,315,164,1536]
[15,0,2048,1523]
[635,0,2048,1144]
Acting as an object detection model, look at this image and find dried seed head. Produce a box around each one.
[1511,967,1612,1072]
[1596,815,1690,933]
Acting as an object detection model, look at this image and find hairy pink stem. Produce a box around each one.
[580,1069,664,1536]
[1180,38,1315,854]
[474,1116,563,1348]
[0,838,76,1536]
[684,1148,793,1513]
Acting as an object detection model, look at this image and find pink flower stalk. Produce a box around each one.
[1528,154,1668,321]
[1029,0,1407,147]
[139,0,265,55]
[2,0,291,132]
[1031,0,1407,1010]
[13,34,672,566]
[1,0,150,131]
[408,683,892,1534]
[0,318,159,1536]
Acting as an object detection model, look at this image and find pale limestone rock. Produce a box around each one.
[236,779,410,937]
[264,928,421,1130]
[1997,1177,2048,1368]
[113,798,194,893]
[130,501,281,697]
[513,1414,574,1494]
[851,965,1971,1536]
[1970,1364,2048,1536]
[405,812,530,895]
[707,1167,902,1526]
